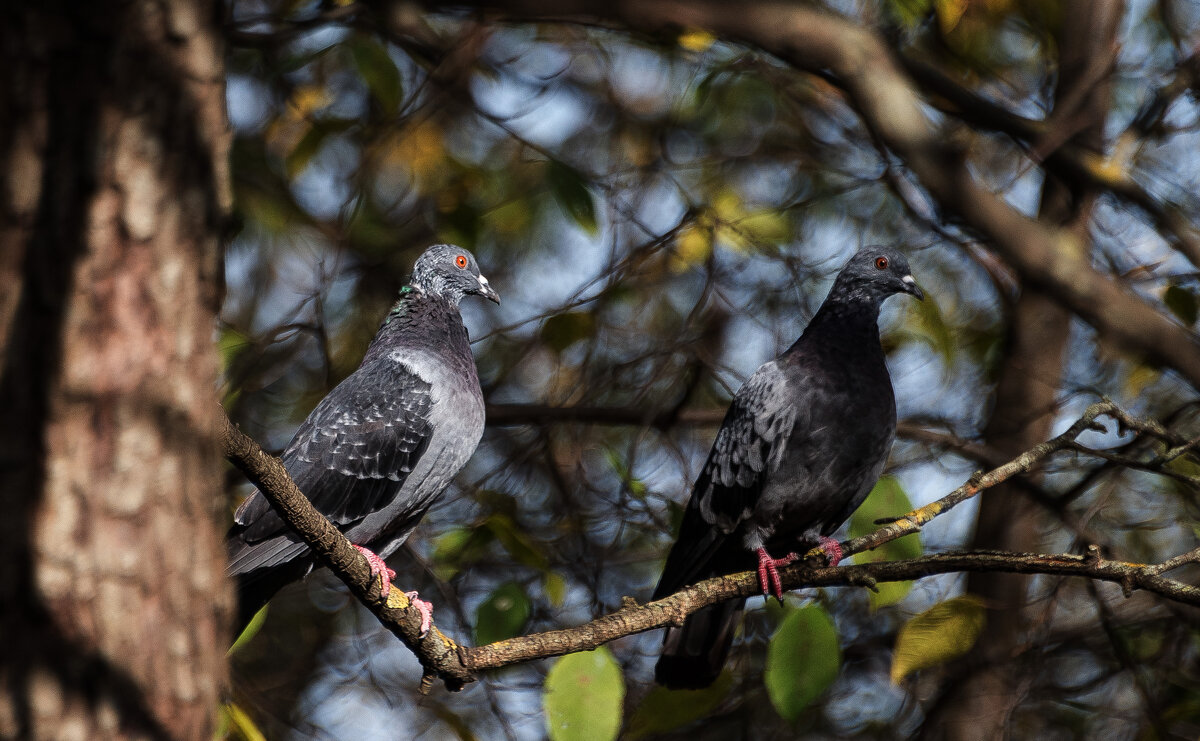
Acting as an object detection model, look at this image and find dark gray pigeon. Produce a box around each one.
[227,244,499,635]
[652,246,922,689]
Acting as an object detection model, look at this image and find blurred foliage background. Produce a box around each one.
[219,0,1200,739]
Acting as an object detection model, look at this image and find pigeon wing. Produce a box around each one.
[234,359,433,542]
[654,361,805,597]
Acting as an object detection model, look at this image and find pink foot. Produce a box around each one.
[405,590,434,637]
[353,545,396,600]
[755,547,799,601]
[817,536,843,566]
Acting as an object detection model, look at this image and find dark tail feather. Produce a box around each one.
[654,598,744,689]
[233,559,311,636]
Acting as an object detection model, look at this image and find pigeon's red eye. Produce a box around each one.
[454,255,468,269]
[874,256,888,270]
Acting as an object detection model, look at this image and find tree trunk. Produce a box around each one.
[0,2,232,739]
[924,2,1123,739]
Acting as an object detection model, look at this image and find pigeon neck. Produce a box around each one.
[364,288,469,363]
[791,298,883,354]
[410,273,465,307]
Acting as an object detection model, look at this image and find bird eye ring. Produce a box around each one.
[454,255,468,269]
[874,256,889,270]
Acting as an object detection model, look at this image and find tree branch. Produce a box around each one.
[393,0,1200,390]
[221,400,1200,691]
[487,403,1001,465]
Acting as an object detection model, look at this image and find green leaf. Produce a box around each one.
[474,582,532,645]
[1165,284,1198,326]
[544,571,567,607]
[544,648,625,741]
[348,36,403,113]
[285,118,356,177]
[849,476,921,608]
[890,596,986,683]
[485,514,550,570]
[904,292,955,367]
[431,525,495,579]
[546,160,597,233]
[286,124,328,178]
[227,604,268,656]
[604,448,647,498]
[540,312,596,354]
[886,0,935,28]
[278,42,339,73]
[765,605,841,722]
[626,672,733,739]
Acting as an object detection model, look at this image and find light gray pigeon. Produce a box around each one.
[227,244,499,635]
[652,246,922,689]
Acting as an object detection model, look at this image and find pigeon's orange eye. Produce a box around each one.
[874,256,888,270]
[455,255,468,269]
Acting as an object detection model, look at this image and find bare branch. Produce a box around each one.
[221,400,1200,691]
[487,403,1001,465]
[404,0,1200,388]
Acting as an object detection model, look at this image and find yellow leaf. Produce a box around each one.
[671,224,713,271]
[678,28,716,53]
[936,0,969,33]
[891,596,986,683]
[712,190,743,222]
[734,209,790,246]
[1125,363,1160,398]
[220,702,267,741]
[383,120,445,186]
[289,85,330,118]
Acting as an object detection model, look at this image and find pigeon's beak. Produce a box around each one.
[900,275,924,301]
[477,274,501,305]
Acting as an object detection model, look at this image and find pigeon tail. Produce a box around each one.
[233,558,312,635]
[655,598,744,690]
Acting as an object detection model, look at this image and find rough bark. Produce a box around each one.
[924,3,1123,739]
[0,2,231,739]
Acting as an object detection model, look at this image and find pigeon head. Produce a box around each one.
[410,244,501,306]
[827,246,924,307]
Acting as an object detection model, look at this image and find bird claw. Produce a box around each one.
[405,590,434,637]
[817,536,843,566]
[353,545,397,600]
[755,547,798,602]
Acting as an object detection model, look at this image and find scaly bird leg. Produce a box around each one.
[352,546,433,636]
[353,545,396,600]
[755,547,799,602]
[404,591,434,637]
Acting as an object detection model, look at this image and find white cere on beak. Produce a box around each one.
[477,273,501,304]
[900,274,924,300]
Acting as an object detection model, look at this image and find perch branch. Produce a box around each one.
[221,400,1200,691]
